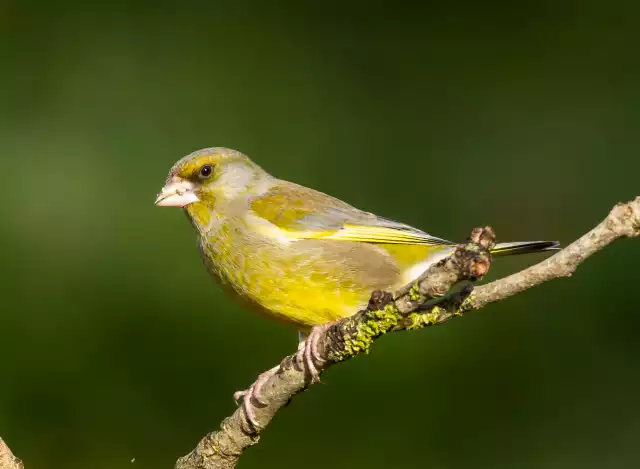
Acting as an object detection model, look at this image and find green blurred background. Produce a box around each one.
[1,1,639,468]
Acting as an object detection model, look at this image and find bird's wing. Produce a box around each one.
[249,181,455,246]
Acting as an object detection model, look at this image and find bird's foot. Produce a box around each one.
[295,323,332,384]
[234,365,280,430]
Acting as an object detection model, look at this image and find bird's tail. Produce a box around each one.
[490,240,560,256]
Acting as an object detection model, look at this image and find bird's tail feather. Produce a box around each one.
[490,240,560,256]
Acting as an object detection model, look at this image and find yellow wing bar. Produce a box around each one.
[319,224,451,246]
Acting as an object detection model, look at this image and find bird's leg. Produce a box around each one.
[235,324,333,428]
[234,365,280,430]
[295,333,307,371]
[295,323,333,383]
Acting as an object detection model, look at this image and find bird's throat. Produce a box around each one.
[185,201,213,232]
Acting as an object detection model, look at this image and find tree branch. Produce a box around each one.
[465,198,640,311]
[174,197,640,469]
[0,438,24,469]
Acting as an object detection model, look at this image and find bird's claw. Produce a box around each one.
[235,323,332,429]
[235,365,280,430]
[296,323,331,384]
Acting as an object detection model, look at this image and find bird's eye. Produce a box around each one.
[199,165,213,179]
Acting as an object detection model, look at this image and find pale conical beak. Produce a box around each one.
[155,178,200,207]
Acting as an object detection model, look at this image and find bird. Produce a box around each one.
[155,147,558,426]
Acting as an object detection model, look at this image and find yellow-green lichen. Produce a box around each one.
[332,304,400,362]
[409,283,421,302]
[405,307,442,330]
[457,291,477,315]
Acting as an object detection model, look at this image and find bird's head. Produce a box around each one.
[155,147,269,227]
[155,147,266,207]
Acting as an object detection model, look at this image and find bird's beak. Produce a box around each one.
[155,178,200,207]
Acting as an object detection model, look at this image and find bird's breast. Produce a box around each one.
[198,220,398,327]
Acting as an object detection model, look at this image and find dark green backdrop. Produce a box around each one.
[1,2,639,468]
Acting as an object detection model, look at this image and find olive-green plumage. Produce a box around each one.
[156,147,558,330]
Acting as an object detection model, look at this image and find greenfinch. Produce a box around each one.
[156,147,558,425]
